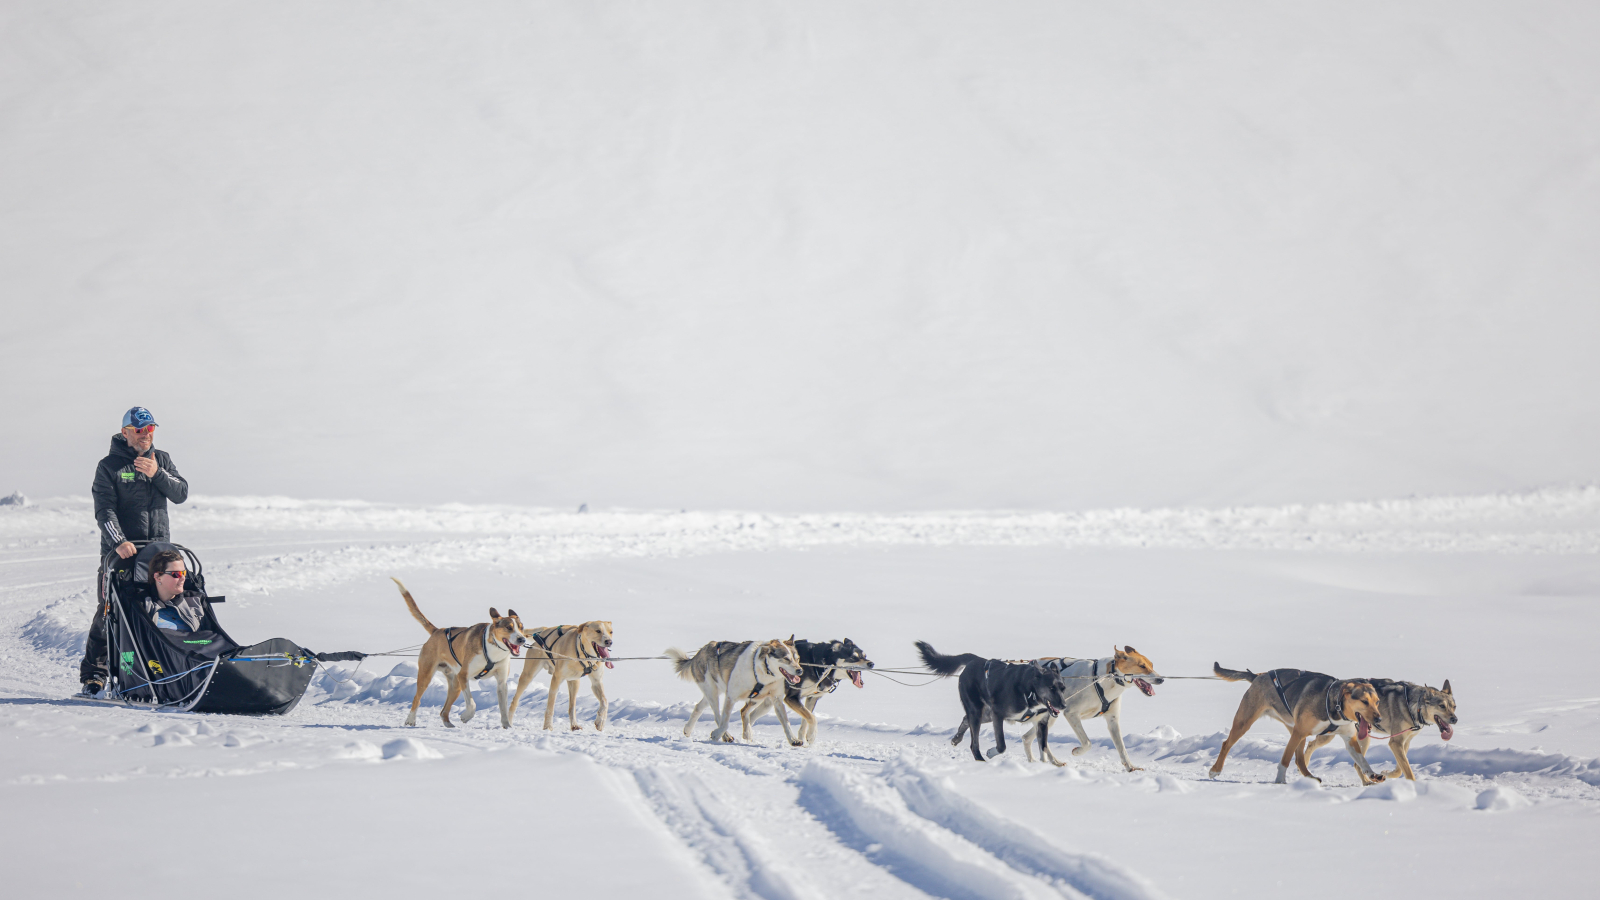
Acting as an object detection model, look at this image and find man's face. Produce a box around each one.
[122,425,155,453]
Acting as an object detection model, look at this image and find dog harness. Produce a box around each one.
[748,645,780,699]
[441,626,505,680]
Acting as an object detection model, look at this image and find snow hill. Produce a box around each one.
[4,2,1599,510]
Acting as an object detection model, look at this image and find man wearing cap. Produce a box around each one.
[78,407,190,695]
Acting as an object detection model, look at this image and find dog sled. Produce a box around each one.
[82,541,361,715]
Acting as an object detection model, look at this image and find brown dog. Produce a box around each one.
[507,620,615,731]
[394,578,530,729]
[1209,663,1386,785]
[1305,678,1457,780]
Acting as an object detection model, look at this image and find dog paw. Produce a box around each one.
[1208,769,1219,780]
[1125,765,1144,772]
[570,725,583,732]
[1071,746,1089,756]
[721,734,736,743]
[790,740,805,747]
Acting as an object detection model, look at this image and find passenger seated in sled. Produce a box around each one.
[141,548,207,633]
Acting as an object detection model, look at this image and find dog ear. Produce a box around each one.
[506,608,518,619]
[1124,645,1137,654]
[489,607,501,620]
[1442,679,1452,696]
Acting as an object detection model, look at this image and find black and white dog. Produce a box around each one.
[915,641,1069,762]
[746,638,873,745]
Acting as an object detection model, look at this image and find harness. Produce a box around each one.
[443,626,505,680]
[1320,680,1344,736]
[748,645,778,699]
[989,659,1054,722]
[531,625,599,676]
[1090,659,1114,717]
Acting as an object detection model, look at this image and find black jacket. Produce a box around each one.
[92,435,189,555]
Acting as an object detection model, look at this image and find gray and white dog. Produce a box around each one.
[668,638,805,745]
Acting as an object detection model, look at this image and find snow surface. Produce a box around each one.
[3,494,1598,898]
[3,2,1600,509]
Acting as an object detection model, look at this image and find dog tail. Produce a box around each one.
[392,577,436,634]
[666,647,695,681]
[915,641,982,677]
[1213,662,1257,682]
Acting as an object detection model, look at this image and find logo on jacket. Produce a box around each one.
[120,471,136,482]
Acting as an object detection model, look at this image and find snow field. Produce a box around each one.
[3,492,1599,898]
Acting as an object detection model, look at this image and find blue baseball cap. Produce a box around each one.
[122,407,158,428]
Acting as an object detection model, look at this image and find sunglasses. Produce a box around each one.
[157,570,187,580]
[129,425,156,435]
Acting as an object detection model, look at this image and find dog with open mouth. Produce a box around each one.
[668,638,806,745]
[1304,677,1456,781]
[916,641,1071,762]
[744,638,874,746]
[1210,663,1387,785]
[1013,646,1164,771]
[507,620,615,731]
[392,578,531,729]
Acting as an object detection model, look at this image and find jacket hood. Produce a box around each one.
[109,433,149,460]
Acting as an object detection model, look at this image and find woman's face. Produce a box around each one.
[153,564,186,602]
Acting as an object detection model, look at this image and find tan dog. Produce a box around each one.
[1306,678,1457,780]
[393,578,530,729]
[668,638,804,744]
[1210,663,1386,785]
[507,620,615,731]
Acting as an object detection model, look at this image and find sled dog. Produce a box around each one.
[393,577,530,729]
[668,638,804,744]
[1013,647,1162,771]
[1209,663,1386,785]
[916,641,1069,762]
[1305,678,1456,780]
[744,638,873,745]
[507,620,615,731]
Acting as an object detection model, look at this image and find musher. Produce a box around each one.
[78,406,190,696]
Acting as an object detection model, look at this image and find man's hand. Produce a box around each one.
[116,541,137,559]
[133,456,158,477]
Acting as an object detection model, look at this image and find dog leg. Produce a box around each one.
[495,668,512,729]
[1063,712,1094,756]
[1392,732,1417,781]
[1104,698,1141,772]
[1340,734,1384,785]
[783,696,813,747]
[685,697,709,738]
[508,657,539,723]
[990,705,1008,758]
[713,682,736,742]
[739,699,755,742]
[1038,717,1068,767]
[589,673,608,731]
[951,716,971,748]
[963,696,987,762]
[772,696,805,747]
[567,678,582,731]
[1210,694,1267,780]
[803,696,821,744]
[1282,724,1317,784]
[1020,721,1039,763]
[457,666,479,723]
[441,672,464,729]
[543,668,562,732]
[406,661,435,727]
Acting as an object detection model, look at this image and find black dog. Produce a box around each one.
[916,641,1068,762]
[748,638,873,745]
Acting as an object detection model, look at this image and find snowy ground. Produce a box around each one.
[3,493,1598,898]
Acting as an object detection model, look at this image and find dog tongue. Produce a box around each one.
[849,670,864,688]
[1438,717,1453,741]
[597,644,614,669]
[1135,678,1154,696]
[1356,717,1370,741]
